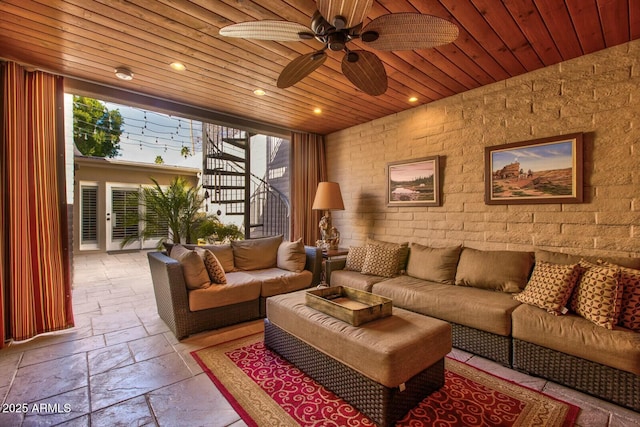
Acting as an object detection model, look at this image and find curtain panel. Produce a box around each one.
[290,132,327,246]
[1,62,73,348]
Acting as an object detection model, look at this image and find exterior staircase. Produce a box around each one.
[202,125,289,239]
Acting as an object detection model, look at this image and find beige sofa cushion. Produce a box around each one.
[170,245,210,290]
[231,235,283,270]
[514,261,580,315]
[166,243,236,272]
[276,238,306,272]
[267,290,451,388]
[361,244,402,278]
[406,244,461,284]
[329,270,388,292]
[373,275,521,336]
[194,247,227,284]
[455,248,534,293]
[188,271,261,311]
[512,304,640,376]
[247,268,313,297]
[569,260,622,329]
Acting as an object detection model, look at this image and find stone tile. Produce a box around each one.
[464,355,546,391]
[141,317,171,335]
[72,300,100,315]
[91,311,142,335]
[104,325,149,346]
[22,386,90,427]
[90,395,154,427]
[87,343,135,376]
[53,414,90,427]
[90,352,191,411]
[0,411,23,426]
[0,352,22,388]
[149,374,241,427]
[20,335,105,367]
[5,353,88,404]
[128,334,173,362]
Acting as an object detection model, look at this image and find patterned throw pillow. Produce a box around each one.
[195,247,227,284]
[569,259,622,329]
[345,246,367,272]
[514,261,581,315]
[602,262,640,331]
[361,244,402,278]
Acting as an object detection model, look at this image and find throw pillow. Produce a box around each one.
[569,259,622,329]
[231,235,283,270]
[361,244,402,278]
[514,261,581,315]
[406,243,462,284]
[277,238,307,273]
[194,247,227,284]
[169,244,211,290]
[366,238,409,274]
[455,248,535,293]
[345,246,367,272]
[601,262,640,331]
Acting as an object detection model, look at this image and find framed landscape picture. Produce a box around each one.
[387,156,440,207]
[484,133,583,205]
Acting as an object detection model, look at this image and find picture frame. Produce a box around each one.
[387,156,440,207]
[484,133,583,205]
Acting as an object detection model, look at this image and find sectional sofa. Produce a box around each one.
[326,239,640,412]
[147,235,322,339]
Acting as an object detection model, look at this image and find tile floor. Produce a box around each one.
[0,250,638,426]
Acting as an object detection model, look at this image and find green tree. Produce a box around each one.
[154,155,164,164]
[73,96,123,158]
[121,177,204,248]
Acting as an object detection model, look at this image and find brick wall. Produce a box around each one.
[325,40,640,258]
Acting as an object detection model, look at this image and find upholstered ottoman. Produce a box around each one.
[265,290,452,427]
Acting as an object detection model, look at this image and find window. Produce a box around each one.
[80,183,99,250]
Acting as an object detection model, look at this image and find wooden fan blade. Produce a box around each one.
[219,21,314,41]
[361,13,459,50]
[317,0,373,29]
[341,50,387,96]
[277,52,327,88]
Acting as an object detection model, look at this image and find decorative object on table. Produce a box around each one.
[387,156,441,207]
[192,334,580,427]
[312,181,345,250]
[485,133,584,204]
[218,1,458,96]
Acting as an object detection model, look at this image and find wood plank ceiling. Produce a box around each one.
[1,0,639,135]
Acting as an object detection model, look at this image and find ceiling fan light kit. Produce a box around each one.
[219,0,458,96]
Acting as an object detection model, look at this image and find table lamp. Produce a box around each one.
[312,182,345,250]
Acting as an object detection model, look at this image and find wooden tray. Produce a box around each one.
[305,286,392,326]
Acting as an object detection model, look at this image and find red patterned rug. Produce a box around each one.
[192,334,579,427]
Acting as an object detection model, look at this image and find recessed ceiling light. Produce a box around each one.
[253,89,266,96]
[313,107,322,114]
[408,96,418,103]
[114,67,133,81]
[170,62,186,71]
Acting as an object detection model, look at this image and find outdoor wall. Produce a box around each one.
[73,157,200,253]
[326,40,639,258]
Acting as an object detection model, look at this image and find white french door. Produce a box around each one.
[106,184,141,251]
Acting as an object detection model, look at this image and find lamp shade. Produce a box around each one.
[312,182,345,210]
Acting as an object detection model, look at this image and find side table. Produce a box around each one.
[320,247,349,285]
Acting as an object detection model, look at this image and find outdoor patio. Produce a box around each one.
[0,250,638,426]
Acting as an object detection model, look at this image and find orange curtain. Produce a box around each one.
[290,132,327,245]
[1,62,73,348]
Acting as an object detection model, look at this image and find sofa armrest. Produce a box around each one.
[304,245,323,286]
[147,251,191,339]
[325,258,347,285]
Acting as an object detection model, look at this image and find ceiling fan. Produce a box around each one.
[218,0,459,96]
